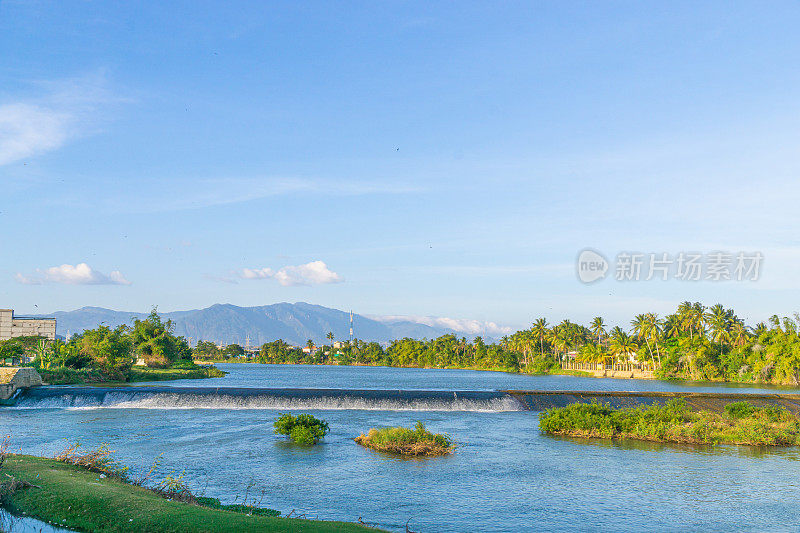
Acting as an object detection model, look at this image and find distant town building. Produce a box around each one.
[0,309,56,341]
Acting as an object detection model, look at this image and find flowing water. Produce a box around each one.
[3,364,800,532]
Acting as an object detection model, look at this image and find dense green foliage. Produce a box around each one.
[355,422,454,456]
[539,399,800,446]
[212,301,800,386]
[130,311,192,368]
[36,365,225,385]
[274,413,330,445]
[0,455,373,532]
[5,310,216,384]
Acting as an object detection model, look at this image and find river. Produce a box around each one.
[3,364,800,532]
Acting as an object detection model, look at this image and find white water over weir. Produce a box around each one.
[10,387,525,412]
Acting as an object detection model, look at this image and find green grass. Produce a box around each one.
[355,422,454,456]
[38,365,226,385]
[539,399,800,446]
[0,455,376,532]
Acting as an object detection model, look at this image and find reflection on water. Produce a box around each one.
[0,509,74,532]
[545,433,800,459]
[2,364,800,532]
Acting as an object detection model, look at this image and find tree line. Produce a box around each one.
[6,302,800,385]
[0,310,192,380]
[196,302,800,385]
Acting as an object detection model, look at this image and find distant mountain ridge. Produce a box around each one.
[40,303,500,346]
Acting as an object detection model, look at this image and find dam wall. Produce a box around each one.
[0,367,43,402]
[7,385,800,413]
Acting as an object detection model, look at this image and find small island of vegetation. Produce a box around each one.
[539,399,800,446]
[274,413,330,445]
[355,422,454,456]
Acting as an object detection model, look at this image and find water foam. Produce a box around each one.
[10,388,524,412]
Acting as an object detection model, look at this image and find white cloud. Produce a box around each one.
[241,261,343,286]
[371,314,514,337]
[16,263,131,286]
[0,103,70,166]
[0,72,118,166]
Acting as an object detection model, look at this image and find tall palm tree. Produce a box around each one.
[531,318,549,357]
[705,304,730,356]
[590,317,606,345]
[326,331,335,348]
[631,314,653,363]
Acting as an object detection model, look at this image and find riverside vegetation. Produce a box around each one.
[195,302,800,386]
[539,400,800,446]
[0,310,224,385]
[0,439,374,532]
[355,422,454,456]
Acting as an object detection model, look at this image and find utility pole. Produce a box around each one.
[349,310,354,343]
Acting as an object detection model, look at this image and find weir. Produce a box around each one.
[0,368,43,403]
[10,386,522,412]
[7,386,800,413]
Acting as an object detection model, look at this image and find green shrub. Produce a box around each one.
[274,413,329,445]
[725,401,757,419]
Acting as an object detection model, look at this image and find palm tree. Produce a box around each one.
[645,313,663,368]
[609,332,638,365]
[663,314,681,339]
[631,314,653,363]
[326,331,334,348]
[705,304,730,356]
[730,320,750,347]
[590,317,606,345]
[531,318,549,357]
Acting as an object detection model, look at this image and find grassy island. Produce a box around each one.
[0,454,375,532]
[355,422,454,456]
[539,399,800,446]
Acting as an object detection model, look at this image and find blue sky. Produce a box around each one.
[2,1,800,331]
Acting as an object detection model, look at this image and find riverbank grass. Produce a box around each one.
[0,454,374,532]
[355,422,454,456]
[539,399,800,446]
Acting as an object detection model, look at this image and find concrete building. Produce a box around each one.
[0,309,57,341]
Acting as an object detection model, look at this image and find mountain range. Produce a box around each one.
[39,302,508,346]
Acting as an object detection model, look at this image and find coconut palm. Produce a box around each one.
[631,314,653,363]
[609,332,638,365]
[590,317,606,345]
[531,318,549,357]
